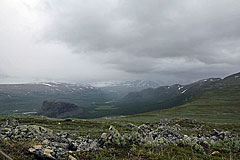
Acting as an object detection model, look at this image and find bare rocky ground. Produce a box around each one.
[0,118,240,159]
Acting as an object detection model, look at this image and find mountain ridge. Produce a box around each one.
[116,72,240,115]
[0,72,239,119]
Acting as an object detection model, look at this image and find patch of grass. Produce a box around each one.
[0,140,34,160]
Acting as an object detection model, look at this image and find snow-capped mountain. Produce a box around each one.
[0,82,96,95]
[116,73,240,115]
[91,80,161,99]
[0,82,109,115]
[91,80,160,88]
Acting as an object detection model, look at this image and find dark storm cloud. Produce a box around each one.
[1,0,239,84]
[43,0,240,79]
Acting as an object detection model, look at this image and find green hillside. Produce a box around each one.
[117,85,240,123]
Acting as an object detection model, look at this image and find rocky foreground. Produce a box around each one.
[0,118,240,159]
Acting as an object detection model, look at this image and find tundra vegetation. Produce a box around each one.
[0,116,240,160]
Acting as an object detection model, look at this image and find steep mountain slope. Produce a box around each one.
[118,75,240,123]
[116,77,222,114]
[116,72,240,115]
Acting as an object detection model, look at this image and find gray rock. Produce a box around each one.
[1,118,19,128]
[124,123,138,129]
[1,119,238,159]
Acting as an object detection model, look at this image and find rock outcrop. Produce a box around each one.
[38,100,83,118]
[1,118,239,159]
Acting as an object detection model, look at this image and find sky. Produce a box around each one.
[0,0,240,84]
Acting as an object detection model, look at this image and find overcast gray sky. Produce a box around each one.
[0,0,240,84]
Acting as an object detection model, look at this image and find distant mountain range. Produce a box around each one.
[0,72,239,119]
[91,80,160,88]
[91,80,161,99]
[0,82,108,116]
[0,80,161,118]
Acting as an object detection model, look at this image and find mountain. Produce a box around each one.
[0,72,239,119]
[38,100,84,118]
[116,72,240,115]
[0,81,160,118]
[0,82,110,116]
[219,72,240,86]
[119,72,240,123]
[1,74,240,159]
[91,80,161,99]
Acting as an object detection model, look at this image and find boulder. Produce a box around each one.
[211,151,220,156]
[124,123,138,129]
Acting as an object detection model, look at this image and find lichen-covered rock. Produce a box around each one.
[124,123,138,129]
[138,124,152,134]
[29,145,56,160]
[7,125,53,141]
[138,125,184,146]
[1,118,19,128]
[75,137,99,151]
[109,125,120,137]
[69,155,77,160]
[1,118,239,159]
[211,151,220,156]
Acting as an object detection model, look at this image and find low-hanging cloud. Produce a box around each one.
[42,0,240,80]
[0,0,240,84]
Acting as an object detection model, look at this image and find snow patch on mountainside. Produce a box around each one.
[91,80,160,88]
[181,89,187,94]
[41,83,54,87]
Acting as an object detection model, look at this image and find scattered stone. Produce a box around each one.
[1,118,238,159]
[43,148,54,159]
[69,155,77,160]
[33,145,42,150]
[211,151,220,156]
[1,118,19,128]
[124,123,138,129]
